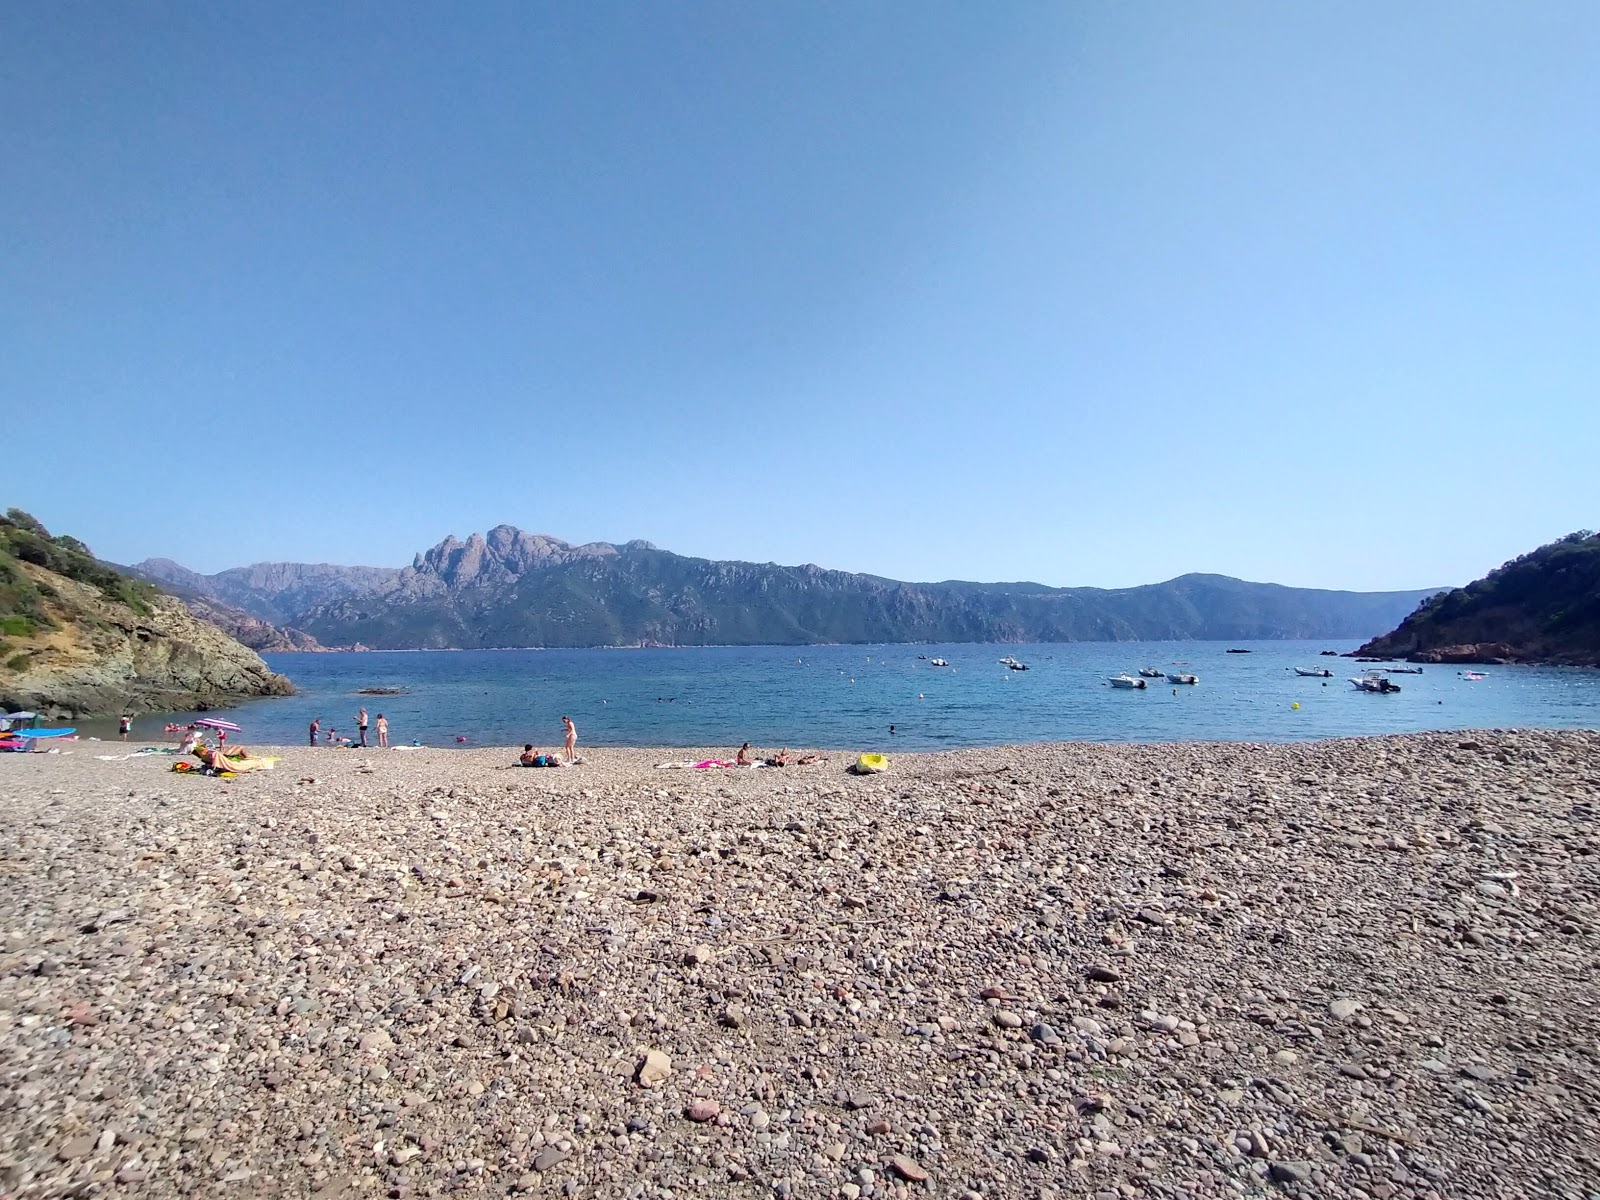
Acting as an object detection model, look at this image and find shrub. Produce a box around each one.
[4,653,28,672]
[0,615,35,638]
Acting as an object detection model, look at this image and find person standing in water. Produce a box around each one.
[309,717,321,748]
[561,715,577,762]
[376,714,389,748]
[356,707,369,747]
[118,714,132,740]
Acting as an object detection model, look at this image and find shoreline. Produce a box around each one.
[4,728,1595,1197]
[66,721,1600,757]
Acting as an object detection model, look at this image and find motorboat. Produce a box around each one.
[1166,673,1199,685]
[1382,666,1424,675]
[929,658,949,667]
[998,656,1020,667]
[1107,674,1147,689]
[1137,668,1165,678]
[1350,673,1402,693]
[1294,667,1333,677]
[1007,662,1030,671]
[1226,648,1252,654]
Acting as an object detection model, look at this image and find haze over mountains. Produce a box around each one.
[131,525,1441,651]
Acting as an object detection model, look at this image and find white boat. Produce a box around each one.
[1293,667,1333,677]
[1107,674,1147,689]
[998,656,1020,667]
[1350,672,1401,693]
[1137,667,1165,678]
[929,658,949,667]
[1166,673,1198,685]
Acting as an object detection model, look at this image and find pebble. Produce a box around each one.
[686,1099,720,1122]
[889,1154,929,1183]
[533,1147,570,1171]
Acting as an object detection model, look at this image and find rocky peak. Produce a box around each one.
[411,526,622,586]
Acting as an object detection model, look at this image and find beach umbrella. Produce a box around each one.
[193,717,242,732]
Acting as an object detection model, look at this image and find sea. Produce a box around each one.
[68,640,1600,750]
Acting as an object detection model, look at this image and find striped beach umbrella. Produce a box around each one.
[193,717,242,732]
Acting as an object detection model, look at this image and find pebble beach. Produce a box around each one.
[1,730,1596,1200]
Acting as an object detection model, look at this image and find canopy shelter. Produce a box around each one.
[0,711,39,731]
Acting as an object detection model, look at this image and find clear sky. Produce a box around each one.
[4,2,1596,590]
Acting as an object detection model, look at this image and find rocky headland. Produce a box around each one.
[1355,531,1600,666]
[1,510,294,717]
[0,729,1594,1198]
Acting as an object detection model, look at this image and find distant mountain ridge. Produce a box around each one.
[1355,531,1600,666]
[134,557,399,627]
[135,525,1441,650]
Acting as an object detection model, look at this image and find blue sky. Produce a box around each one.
[4,2,1596,590]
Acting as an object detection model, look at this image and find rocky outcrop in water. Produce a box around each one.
[1354,531,1600,666]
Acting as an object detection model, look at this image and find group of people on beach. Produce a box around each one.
[518,716,578,766]
[309,709,389,748]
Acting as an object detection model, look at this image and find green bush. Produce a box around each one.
[5,653,29,672]
[0,615,35,638]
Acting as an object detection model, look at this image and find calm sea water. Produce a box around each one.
[75,641,1600,750]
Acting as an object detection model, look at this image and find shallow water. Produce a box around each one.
[70,640,1600,750]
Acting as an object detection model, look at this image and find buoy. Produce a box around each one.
[1291,702,1300,710]
[918,693,924,699]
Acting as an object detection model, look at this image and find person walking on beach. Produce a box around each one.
[376,714,389,748]
[309,717,321,747]
[356,708,369,747]
[118,714,132,740]
[561,715,577,762]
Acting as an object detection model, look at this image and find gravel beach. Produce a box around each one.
[1,730,1596,1199]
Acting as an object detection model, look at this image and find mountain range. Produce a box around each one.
[132,525,1441,650]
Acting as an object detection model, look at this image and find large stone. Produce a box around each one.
[636,1049,672,1086]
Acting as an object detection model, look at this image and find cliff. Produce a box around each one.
[0,510,295,716]
[154,524,1439,650]
[1353,531,1600,666]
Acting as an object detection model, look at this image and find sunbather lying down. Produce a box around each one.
[194,746,275,773]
